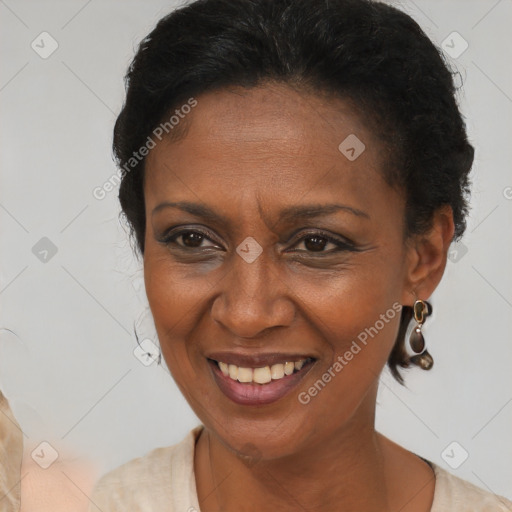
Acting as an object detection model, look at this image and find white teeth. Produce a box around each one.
[228,364,238,380]
[217,358,310,384]
[237,367,253,383]
[219,361,229,376]
[253,366,272,384]
[294,360,305,371]
[284,362,295,375]
[270,364,285,379]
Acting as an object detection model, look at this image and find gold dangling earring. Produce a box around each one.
[405,299,434,370]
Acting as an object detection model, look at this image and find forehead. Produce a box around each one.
[144,83,393,225]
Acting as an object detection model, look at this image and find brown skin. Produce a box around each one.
[143,83,454,511]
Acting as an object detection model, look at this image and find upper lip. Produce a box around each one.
[207,351,316,368]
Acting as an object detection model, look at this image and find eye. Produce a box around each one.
[159,228,221,250]
[288,231,355,254]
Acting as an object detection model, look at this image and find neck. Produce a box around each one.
[195,385,397,512]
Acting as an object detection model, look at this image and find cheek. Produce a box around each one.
[301,279,401,396]
[306,254,404,348]
[143,254,206,377]
[143,254,232,424]
[322,291,401,363]
[293,254,404,417]
[291,274,403,438]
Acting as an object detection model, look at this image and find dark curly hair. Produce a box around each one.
[113,0,474,383]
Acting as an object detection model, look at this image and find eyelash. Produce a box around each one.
[158,227,357,254]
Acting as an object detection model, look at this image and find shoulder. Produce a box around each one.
[87,425,203,512]
[89,446,173,508]
[430,462,512,511]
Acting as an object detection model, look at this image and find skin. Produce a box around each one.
[143,83,454,511]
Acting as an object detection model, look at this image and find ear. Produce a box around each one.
[401,205,455,305]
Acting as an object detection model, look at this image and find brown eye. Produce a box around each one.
[296,234,344,253]
[290,231,354,254]
[160,228,220,250]
[303,235,331,252]
[180,231,206,248]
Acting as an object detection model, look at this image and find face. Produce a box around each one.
[143,83,412,460]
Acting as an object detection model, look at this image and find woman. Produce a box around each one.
[88,0,512,510]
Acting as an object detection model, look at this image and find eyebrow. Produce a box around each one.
[276,203,370,222]
[152,201,370,225]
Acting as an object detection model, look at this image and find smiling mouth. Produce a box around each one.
[209,357,316,384]
[206,356,317,406]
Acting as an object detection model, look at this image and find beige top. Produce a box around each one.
[88,425,512,512]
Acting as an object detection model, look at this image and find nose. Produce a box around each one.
[211,249,295,339]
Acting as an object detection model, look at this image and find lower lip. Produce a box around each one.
[208,359,315,406]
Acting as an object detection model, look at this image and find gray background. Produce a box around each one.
[1,0,511,501]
